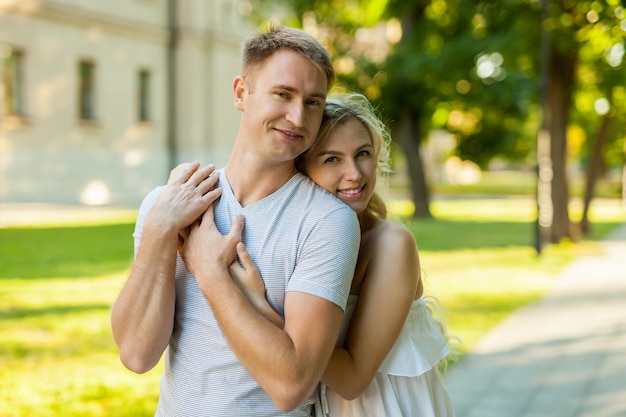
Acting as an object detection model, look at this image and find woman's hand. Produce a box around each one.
[230,243,285,328]
[150,161,221,237]
[170,162,221,253]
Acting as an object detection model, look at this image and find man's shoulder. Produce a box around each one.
[138,185,167,212]
[292,173,347,208]
[289,175,358,230]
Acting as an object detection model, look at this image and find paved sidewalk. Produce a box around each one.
[444,223,626,417]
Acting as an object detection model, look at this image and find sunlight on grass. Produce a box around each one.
[0,206,138,228]
[390,196,626,223]
[0,273,163,417]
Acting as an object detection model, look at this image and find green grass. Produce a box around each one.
[0,220,164,417]
[1,197,624,416]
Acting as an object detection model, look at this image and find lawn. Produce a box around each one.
[1,197,624,416]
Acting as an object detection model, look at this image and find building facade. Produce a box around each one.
[0,0,253,206]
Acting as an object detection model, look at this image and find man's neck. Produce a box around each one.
[224,158,298,207]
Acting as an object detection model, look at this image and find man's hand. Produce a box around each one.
[180,205,245,292]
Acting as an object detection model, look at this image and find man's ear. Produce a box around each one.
[233,75,246,111]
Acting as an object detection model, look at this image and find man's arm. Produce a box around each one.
[182,206,359,412]
[111,162,221,374]
[211,276,343,412]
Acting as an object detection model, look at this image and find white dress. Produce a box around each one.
[316,296,456,417]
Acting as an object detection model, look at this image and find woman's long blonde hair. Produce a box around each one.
[297,92,392,219]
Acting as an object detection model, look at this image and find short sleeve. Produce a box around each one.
[286,206,360,311]
[132,186,165,258]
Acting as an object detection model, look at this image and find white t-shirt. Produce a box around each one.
[133,170,360,417]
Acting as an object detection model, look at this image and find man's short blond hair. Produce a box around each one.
[242,25,335,92]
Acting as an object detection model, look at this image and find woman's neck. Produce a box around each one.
[357,211,379,234]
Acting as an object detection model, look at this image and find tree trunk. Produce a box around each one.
[623,139,626,210]
[395,106,432,218]
[580,114,612,235]
[547,47,577,243]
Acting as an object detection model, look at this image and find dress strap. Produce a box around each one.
[313,383,330,416]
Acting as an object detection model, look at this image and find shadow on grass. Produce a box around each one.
[0,223,135,279]
[402,218,621,252]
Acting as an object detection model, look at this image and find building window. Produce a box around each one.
[78,60,96,120]
[138,69,150,122]
[2,47,25,116]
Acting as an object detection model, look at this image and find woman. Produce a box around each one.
[230,92,456,416]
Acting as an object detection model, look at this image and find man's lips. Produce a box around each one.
[275,128,304,139]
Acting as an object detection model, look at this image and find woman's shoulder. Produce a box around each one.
[367,219,417,251]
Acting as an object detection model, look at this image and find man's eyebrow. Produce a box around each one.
[273,84,326,100]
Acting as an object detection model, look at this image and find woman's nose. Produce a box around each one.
[344,160,362,181]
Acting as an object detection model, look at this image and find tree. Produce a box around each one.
[248,0,625,229]
[569,1,626,236]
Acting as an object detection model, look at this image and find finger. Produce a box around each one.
[199,204,215,227]
[188,164,216,188]
[196,170,220,195]
[228,261,251,297]
[178,233,185,253]
[187,219,200,236]
[229,214,245,240]
[178,227,190,252]
[218,214,244,262]
[168,161,200,185]
[179,226,190,241]
[200,187,223,207]
[236,242,258,273]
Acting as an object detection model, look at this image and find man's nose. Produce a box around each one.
[285,102,305,127]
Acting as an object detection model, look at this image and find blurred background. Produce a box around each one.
[1,1,625,416]
[1,0,624,242]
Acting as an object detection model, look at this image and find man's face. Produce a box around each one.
[235,50,328,163]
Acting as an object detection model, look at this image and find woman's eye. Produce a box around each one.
[324,156,338,163]
[356,150,371,158]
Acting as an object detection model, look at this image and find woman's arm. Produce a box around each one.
[111,162,222,373]
[321,222,421,399]
[229,242,285,327]
[228,220,423,401]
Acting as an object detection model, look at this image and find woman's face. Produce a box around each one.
[302,117,377,213]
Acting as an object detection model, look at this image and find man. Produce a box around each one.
[111,26,360,416]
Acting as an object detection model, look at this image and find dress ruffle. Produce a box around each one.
[379,298,450,377]
[315,297,454,417]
